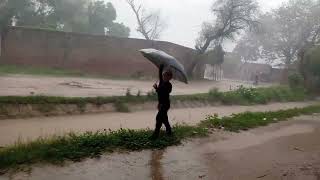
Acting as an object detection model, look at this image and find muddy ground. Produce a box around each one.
[1,75,318,180]
[0,75,271,97]
[2,114,320,180]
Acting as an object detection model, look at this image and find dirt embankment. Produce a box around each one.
[0,100,216,120]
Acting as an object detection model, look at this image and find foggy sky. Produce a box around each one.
[107,0,288,51]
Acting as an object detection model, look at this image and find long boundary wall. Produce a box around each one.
[0,26,196,77]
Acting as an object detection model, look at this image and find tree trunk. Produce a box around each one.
[187,60,198,77]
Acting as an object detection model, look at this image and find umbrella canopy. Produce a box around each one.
[139,48,188,84]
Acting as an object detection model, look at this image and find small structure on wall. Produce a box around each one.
[238,62,273,83]
[204,64,224,81]
[196,44,225,81]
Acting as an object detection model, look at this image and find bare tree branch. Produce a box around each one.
[125,0,166,40]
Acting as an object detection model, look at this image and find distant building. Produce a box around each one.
[238,62,272,82]
[221,53,283,83]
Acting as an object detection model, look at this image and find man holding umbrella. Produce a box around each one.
[139,48,188,139]
[152,64,173,139]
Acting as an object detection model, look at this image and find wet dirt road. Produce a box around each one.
[0,101,318,147]
[2,114,320,180]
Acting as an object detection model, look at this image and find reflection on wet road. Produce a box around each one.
[150,150,165,180]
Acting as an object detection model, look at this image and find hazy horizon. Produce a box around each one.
[107,0,288,51]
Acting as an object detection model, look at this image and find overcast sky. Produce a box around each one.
[107,0,288,51]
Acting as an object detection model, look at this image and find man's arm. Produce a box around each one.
[159,64,164,83]
[167,83,172,94]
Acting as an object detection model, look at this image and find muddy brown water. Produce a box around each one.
[2,115,320,180]
[0,75,271,97]
[0,101,318,147]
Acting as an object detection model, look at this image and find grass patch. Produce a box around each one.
[201,104,320,132]
[0,104,319,171]
[172,85,308,105]
[217,86,307,105]
[0,126,207,171]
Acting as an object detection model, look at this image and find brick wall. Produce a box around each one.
[0,26,196,77]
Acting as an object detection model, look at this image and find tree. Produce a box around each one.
[0,0,33,30]
[235,0,320,69]
[0,0,131,37]
[107,22,130,38]
[126,0,166,40]
[88,1,116,35]
[0,0,12,30]
[0,0,84,31]
[299,45,320,91]
[49,0,130,36]
[47,0,90,33]
[195,0,259,54]
[265,0,320,67]
[233,14,275,64]
[188,0,259,76]
[233,30,261,62]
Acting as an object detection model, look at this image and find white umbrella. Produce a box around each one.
[139,48,188,84]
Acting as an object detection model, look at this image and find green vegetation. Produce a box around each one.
[1,0,130,37]
[113,101,130,113]
[0,105,8,116]
[202,105,320,132]
[0,104,319,172]
[307,46,320,77]
[0,86,308,110]
[174,86,307,105]
[36,104,56,114]
[218,86,307,105]
[303,45,320,92]
[0,126,207,172]
[288,73,304,89]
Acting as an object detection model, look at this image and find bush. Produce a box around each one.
[126,88,132,97]
[288,73,304,89]
[221,91,247,105]
[208,88,223,100]
[147,90,157,97]
[114,101,130,112]
[136,90,142,97]
[219,86,307,105]
[235,86,259,101]
[221,86,267,105]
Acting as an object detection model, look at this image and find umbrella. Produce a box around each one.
[139,48,188,84]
